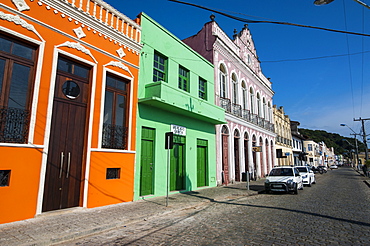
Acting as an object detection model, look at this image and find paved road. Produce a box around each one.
[59,167,370,245]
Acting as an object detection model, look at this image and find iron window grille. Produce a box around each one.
[102,124,128,149]
[0,107,30,143]
[0,170,11,187]
[106,168,120,179]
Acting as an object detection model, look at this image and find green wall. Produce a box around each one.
[134,13,225,200]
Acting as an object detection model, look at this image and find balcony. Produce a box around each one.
[220,97,275,132]
[139,81,225,125]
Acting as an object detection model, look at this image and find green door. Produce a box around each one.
[140,127,155,196]
[197,139,208,187]
[170,135,185,191]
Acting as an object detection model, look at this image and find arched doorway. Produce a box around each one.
[221,125,229,185]
[234,129,240,181]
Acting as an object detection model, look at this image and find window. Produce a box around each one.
[102,74,130,149]
[242,81,248,110]
[153,52,167,82]
[0,170,11,187]
[257,93,261,116]
[232,74,238,104]
[308,144,313,151]
[0,35,37,143]
[250,88,254,114]
[106,168,120,179]
[178,66,189,92]
[219,65,227,98]
[198,77,207,100]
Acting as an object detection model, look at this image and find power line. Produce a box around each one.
[169,0,370,37]
[261,50,370,63]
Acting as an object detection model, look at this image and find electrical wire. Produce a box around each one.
[342,0,356,120]
[168,0,370,37]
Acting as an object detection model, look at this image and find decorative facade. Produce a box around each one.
[0,0,141,224]
[134,13,225,199]
[184,17,276,184]
[273,106,293,166]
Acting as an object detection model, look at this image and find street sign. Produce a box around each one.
[171,124,186,136]
[165,132,173,149]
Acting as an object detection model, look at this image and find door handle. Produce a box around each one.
[66,152,71,178]
[59,152,64,178]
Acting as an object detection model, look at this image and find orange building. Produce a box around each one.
[0,0,141,224]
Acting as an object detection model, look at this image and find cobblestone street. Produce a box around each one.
[59,167,370,245]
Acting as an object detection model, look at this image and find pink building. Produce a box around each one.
[184,16,276,184]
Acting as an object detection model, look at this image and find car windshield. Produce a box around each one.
[269,168,293,176]
[296,167,307,172]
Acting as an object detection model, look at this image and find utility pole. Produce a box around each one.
[354,117,370,163]
[350,133,360,168]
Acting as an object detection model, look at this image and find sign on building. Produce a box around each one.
[252,146,262,152]
[171,124,186,136]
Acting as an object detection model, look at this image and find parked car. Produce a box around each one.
[315,165,327,174]
[329,164,338,169]
[265,166,303,194]
[295,166,316,186]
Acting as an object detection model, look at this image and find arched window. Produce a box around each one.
[263,97,267,119]
[250,87,254,114]
[222,125,229,135]
[242,81,248,110]
[267,102,272,122]
[257,93,261,117]
[219,64,227,98]
[232,73,238,104]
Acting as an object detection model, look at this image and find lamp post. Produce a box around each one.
[314,0,370,9]
[340,124,360,169]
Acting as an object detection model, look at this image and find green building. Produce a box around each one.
[134,13,225,200]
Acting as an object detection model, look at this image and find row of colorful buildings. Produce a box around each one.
[0,0,332,224]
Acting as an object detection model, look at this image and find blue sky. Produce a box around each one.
[105,0,370,139]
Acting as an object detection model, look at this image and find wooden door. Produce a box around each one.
[234,137,240,181]
[140,127,155,196]
[222,134,229,185]
[170,136,185,191]
[197,139,208,187]
[42,58,90,212]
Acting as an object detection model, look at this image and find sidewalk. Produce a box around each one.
[0,179,266,246]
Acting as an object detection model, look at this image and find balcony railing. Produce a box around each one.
[102,123,128,149]
[219,97,275,132]
[0,107,30,144]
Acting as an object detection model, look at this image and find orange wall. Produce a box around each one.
[87,152,135,208]
[0,0,140,223]
[0,147,42,224]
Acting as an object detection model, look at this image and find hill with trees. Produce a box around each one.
[298,128,365,156]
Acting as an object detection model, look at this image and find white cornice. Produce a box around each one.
[36,0,141,53]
